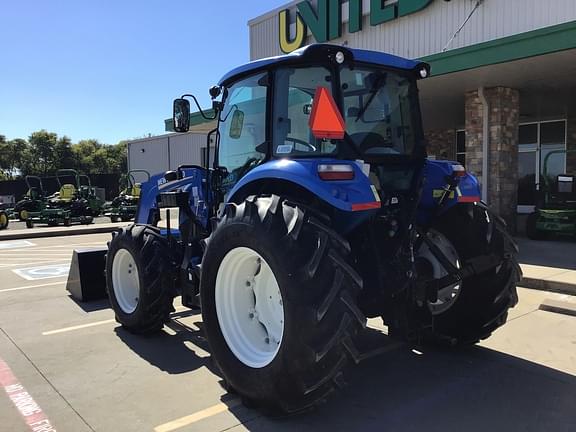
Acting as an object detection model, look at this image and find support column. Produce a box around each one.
[465,87,520,233]
[567,111,576,173]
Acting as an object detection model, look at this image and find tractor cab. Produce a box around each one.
[173,44,431,228]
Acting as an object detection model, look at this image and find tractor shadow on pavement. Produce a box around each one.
[113,311,219,376]
[223,329,576,431]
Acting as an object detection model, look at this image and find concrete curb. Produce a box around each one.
[520,276,576,296]
[0,225,123,241]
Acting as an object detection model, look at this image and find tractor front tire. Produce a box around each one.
[201,195,365,414]
[106,225,176,334]
[420,204,520,345]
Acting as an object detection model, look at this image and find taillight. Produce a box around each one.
[452,164,466,177]
[317,164,355,181]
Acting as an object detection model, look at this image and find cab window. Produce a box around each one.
[218,73,268,191]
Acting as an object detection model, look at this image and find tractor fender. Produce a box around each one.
[227,159,381,213]
[417,159,482,224]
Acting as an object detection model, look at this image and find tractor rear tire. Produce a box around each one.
[200,195,365,414]
[106,225,177,334]
[418,203,520,345]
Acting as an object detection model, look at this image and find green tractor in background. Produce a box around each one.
[26,169,103,228]
[78,173,105,216]
[12,176,48,221]
[104,169,149,222]
[527,149,576,240]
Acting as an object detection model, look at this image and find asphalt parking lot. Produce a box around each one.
[0,234,575,432]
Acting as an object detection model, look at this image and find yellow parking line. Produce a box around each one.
[42,319,116,336]
[42,306,190,336]
[154,399,241,432]
[0,281,66,294]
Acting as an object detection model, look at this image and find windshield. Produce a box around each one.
[272,65,420,158]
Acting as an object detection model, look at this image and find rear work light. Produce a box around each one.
[318,164,355,181]
[452,164,466,177]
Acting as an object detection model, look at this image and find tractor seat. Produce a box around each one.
[59,184,77,202]
[28,187,40,200]
[131,184,141,198]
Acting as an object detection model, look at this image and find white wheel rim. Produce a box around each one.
[215,247,285,368]
[417,230,462,315]
[112,249,140,314]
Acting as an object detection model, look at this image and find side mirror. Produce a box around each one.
[173,99,190,133]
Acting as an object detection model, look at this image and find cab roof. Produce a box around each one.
[218,44,427,86]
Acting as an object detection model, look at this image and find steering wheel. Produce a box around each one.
[283,137,317,153]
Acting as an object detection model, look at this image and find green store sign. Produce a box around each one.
[279,0,434,53]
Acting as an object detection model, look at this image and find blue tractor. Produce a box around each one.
[105,45,520,413]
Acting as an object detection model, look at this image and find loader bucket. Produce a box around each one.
[66,247,108,302]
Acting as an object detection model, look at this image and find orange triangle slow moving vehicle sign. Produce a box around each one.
[309,87,346,140]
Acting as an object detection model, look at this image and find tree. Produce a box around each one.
[0,136,27,179]
[0,131,129,178]
[28,130,58,176]
[54,136,75,170]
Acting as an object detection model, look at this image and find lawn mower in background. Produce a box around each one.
[527,149,576,240]
[25,169,96,228]
[78,174,105,216]
[104,170,149,222]
[12,175,48,221]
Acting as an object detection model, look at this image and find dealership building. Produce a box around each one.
[128,0,576,231]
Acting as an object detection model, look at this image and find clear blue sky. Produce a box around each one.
[0,1,286,144]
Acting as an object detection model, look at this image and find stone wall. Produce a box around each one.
[425,129,456,160]
[465,87,520,233]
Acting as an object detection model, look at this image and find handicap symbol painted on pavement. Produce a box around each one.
[0,240,36,250]
[13,264,71,281]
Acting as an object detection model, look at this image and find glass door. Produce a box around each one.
[517,120,566,213]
